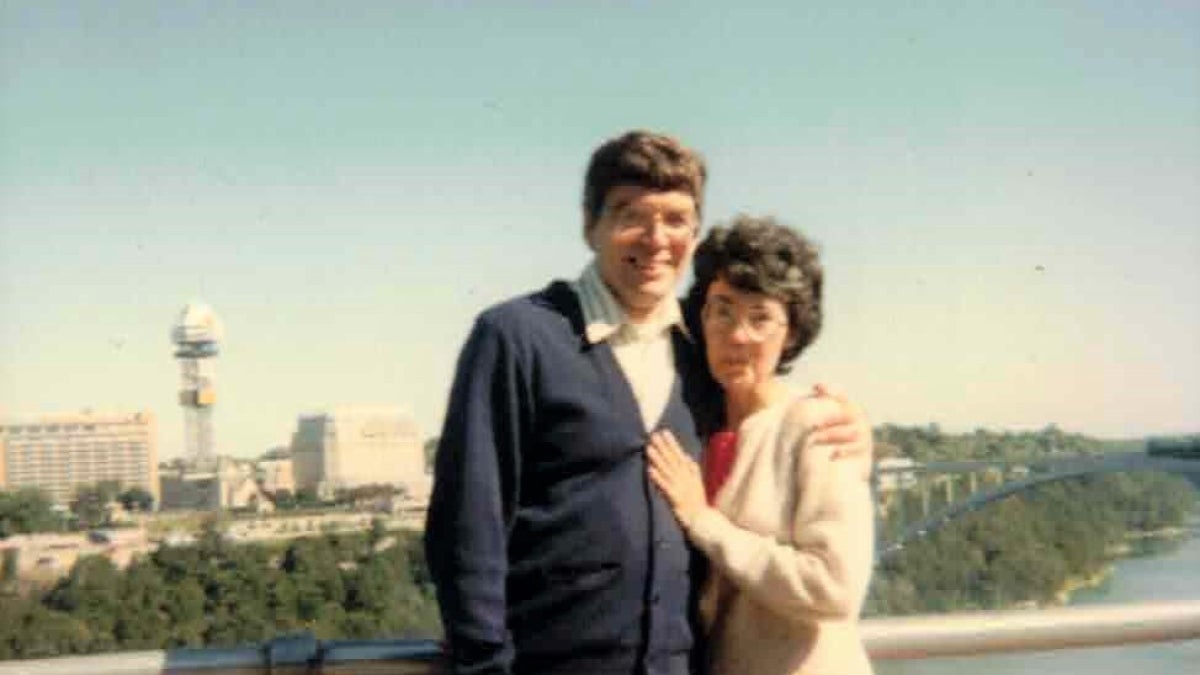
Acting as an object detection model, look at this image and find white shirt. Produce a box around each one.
[571,262,688,431]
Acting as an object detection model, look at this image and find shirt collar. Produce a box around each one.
[572,262,689,344]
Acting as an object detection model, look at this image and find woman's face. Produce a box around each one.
[701,276,791,396]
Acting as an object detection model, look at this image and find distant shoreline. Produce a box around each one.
[1050,526,1193,607]
[1052,566,1112,606]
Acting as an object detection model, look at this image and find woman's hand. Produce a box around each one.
[810,382,873,462]
[647,429,708,529]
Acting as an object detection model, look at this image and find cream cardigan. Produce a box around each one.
[684,389,875,675]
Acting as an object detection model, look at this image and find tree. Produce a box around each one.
[201,545,276,647]
[196,516,231,560]
[366,517,388,550]
[280,538,345,621]
[164,578,207,647]
[2,549,17,584]
[114,560,168,648]
[0,488,61,537]
[345,553,398,617]
[118,487,155,513]
[294,487,321,508]
[70,481,123,529]
[8,605,92,659]
[0,594,32,659]
[334,483,400,506]
[272,489,296,510]
[266,573,301,633]
[45,555,123,652]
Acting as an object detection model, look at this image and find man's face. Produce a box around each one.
[587,185,698,321]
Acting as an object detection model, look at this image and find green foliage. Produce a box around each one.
[114,560,169,649]
[876,423,1108,463]
[333,483,401,507]
[294,487,322,509]
[43,555,122,652]
[281,537,346,621]
[2,550,18,584]
[69,481,124,530]
[164,578,207,646]
[1,603,92,659]
[367,517,388,549]
[272,489,296,510]
[118,487,155,513]
[0,488,62,537]
[869,470,1198,616]
[0,525,441,661]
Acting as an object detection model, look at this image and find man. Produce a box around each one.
[425,130,869,675]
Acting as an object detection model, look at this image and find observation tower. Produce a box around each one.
[171,303,224,466]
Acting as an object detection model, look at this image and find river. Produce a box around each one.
[875,522,1200,674]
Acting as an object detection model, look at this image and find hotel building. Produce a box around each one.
[0,410,159,506]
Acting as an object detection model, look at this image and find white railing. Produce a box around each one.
[1,601,1198,674]
[861,600,1200,659]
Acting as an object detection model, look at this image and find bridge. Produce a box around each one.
[873,451,1200,560]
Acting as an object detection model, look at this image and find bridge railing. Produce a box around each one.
[0,600,1197,674]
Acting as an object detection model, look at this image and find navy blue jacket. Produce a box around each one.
[425,281,718,675]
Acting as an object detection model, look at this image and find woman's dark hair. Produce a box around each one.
[685,214,823,374]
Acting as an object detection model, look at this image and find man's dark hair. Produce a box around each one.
[582,130,707,232]
[685,214,824,374]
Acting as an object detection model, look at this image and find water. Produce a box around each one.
[875,525,1200,674]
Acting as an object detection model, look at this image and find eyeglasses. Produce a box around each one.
[605,204,697,240]
[702,302,787,342]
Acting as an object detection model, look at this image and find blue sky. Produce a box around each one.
[2,1,1198,459]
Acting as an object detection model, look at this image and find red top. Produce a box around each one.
[703,430,739,504]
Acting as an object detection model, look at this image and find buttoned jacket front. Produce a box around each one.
[426,281,718,675]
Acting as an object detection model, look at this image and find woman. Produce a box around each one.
[647,215,875,675]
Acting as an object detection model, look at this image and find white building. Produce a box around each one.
[0,410,159,506]
[874,456,919,493]
[290,406,428,500]
[256,447,296,496]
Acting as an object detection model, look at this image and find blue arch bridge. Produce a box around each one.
[872,450,1200,562]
